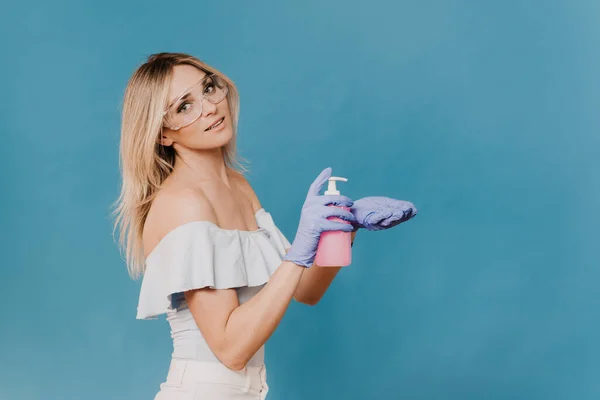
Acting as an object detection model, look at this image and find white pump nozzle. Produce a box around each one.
[325,176,348,195]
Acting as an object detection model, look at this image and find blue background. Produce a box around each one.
[1,0,599,399]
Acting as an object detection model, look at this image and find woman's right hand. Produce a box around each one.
[283,167,356,268]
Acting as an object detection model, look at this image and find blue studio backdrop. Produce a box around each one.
[1,1,599,399]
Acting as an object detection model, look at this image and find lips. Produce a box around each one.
[205,117,225,131]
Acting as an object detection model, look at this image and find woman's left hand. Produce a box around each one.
[351,196,418,231]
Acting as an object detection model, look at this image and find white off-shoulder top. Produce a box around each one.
[136,208,292,366]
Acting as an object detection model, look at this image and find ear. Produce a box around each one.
[159,134,174,147]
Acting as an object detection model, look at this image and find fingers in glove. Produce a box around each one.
[380,217,403,228]
[316,195,354,207]
[307,167,332,197]
[320,207,357,222]
[321,220,356,232]
[380,209,416,227]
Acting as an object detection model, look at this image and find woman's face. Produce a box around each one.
[160,64,233,150]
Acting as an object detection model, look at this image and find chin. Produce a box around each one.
[202,127,234,149]
[216,127,234,144]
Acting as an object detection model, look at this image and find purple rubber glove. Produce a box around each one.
[351,196,418,232]
[283,167,357,267]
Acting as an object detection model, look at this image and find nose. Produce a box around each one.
[201,97,217,117]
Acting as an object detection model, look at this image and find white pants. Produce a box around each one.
[154,358,269,400]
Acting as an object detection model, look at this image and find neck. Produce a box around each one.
[172,146,230,186]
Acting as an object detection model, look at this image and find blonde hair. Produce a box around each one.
[111,52,247,279]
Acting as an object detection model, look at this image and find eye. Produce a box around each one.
[204,83,215,94]
[177,102,193,114]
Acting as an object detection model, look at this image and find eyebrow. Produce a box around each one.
[167,74,211,108]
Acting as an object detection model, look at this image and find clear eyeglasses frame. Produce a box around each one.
[162,74,229,131]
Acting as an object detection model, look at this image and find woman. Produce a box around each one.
[113,52,417,399]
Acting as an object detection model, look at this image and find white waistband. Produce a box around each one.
[165,358,267,392]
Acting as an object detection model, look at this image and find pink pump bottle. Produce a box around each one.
[315,176,352,267]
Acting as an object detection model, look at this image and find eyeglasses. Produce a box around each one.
[163,74,229,131]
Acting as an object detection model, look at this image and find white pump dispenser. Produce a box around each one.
[324,177,348,195]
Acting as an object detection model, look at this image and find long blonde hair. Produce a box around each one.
[111,52,247,279]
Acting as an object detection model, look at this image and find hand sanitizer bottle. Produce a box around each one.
[314,176,352,267]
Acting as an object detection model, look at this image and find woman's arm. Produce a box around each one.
[185,260,304,371]
[292,230,357,305]
[235,173,356,306]
[161,188,305,371]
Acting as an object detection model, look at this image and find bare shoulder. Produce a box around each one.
[143,187,217,257]
[229,169,262,213]
[154,187,217,224]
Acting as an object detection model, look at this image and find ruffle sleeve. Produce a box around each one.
[136,209,291,320]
